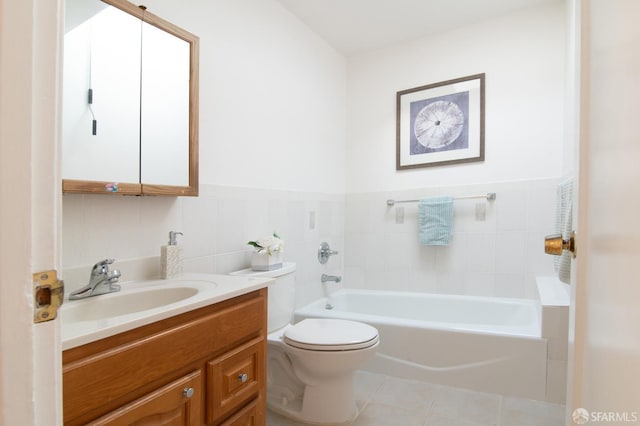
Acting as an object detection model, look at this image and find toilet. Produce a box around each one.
[230,262,379,424]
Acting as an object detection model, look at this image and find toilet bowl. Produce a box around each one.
[230,263,379,424]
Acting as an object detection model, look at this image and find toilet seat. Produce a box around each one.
[284,318,379,351]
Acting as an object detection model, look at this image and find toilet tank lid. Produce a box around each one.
[229,261,296,278]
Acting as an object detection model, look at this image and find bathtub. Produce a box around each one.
[293,289,548,400]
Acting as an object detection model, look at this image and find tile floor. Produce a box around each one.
[266,371,566,426]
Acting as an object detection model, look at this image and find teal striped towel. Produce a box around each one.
[418,196,454,245]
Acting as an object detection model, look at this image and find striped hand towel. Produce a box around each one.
[555,178,573,284]
[418,196,454,245]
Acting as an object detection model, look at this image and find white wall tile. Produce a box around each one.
[214,251,249,275]
[434,233,469,274]
[526,231,556,274]
[436,271,467,295]
[139,197,182,257]
[216,198,249,254]
[181,195,217,258]
[494,273,527,298]
[344,232,368,268]
[465,233,496,274]
[464,272,496,297]
[495,232,526,275]
[340,179,558,299]
[407,264,438,293]
[63,179,560,302]
[183,255,216,274]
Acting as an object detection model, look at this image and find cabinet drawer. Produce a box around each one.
[206,337,265,424]
[89,370,202,426]
[219,398,262,426]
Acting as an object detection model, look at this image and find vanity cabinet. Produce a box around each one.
[62,289,267,425]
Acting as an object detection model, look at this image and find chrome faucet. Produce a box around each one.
[69,258,122,300]
[321,273,342,284]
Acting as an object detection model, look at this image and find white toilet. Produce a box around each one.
[230,262,379,424]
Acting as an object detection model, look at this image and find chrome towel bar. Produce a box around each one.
[386,192,496,206]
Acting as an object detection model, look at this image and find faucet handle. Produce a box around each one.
[91,258,115,274]
[318,242,339,264]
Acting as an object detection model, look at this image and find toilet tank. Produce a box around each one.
[229,262,296,333]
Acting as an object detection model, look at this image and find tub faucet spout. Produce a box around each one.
[321,273,342,284]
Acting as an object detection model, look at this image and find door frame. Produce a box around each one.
[0,0,63,424]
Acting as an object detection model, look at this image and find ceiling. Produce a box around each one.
[275,0,559,56]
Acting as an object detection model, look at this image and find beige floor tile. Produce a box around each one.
[428,385,500,425]
[266,371,566,426]
[369,375,439,411]
[351,402,427,426]
[354,370,387,405]
[499,396,565,426]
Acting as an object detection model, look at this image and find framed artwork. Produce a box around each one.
[396,73,485,170]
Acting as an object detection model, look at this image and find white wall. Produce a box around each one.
[346,1,566,193]
[343,2,567,299]
[142,0,347,193]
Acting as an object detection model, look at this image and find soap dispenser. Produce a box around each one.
[161,231,183,279]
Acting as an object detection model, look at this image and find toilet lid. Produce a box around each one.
[284,318,379,351]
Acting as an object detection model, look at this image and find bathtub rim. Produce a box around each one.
[294,288,543,339]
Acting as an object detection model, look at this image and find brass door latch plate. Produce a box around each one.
[33,270,64,323]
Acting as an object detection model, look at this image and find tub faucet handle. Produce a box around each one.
[318,242,339,264]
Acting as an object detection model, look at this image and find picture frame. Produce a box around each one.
[396,73,485,170]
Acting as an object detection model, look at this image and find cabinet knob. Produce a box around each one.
[183,387,195,398]
[238,373,248,383]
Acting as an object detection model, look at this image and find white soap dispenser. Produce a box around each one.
[161,231,183,279]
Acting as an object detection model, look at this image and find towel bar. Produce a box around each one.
[386,192,496,206]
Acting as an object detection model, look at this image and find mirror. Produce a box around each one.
[62,0,199,196]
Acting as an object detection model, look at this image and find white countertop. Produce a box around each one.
[60,273,272,350]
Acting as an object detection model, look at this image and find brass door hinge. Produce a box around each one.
[33,270,64,323]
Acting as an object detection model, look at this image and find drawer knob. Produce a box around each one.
[238,373,248,383]
[183,387,195,398]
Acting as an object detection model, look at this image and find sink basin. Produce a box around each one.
[62,281,208,322]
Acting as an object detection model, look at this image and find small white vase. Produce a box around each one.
[251,251,283,271]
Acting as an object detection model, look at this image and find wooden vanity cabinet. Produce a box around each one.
[63,288,267,425]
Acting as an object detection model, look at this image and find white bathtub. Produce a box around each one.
[293,289,548,400]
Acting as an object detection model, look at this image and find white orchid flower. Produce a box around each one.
[248,232,284,256]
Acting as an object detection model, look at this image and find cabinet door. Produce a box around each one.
[89,370,202,426]
[219,398,261,426]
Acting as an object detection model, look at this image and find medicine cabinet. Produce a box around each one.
[62,0,199,196]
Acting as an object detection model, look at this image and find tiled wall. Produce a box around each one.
[343,178,560,299]
[64,178,561,303]
[62,184,345,308]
